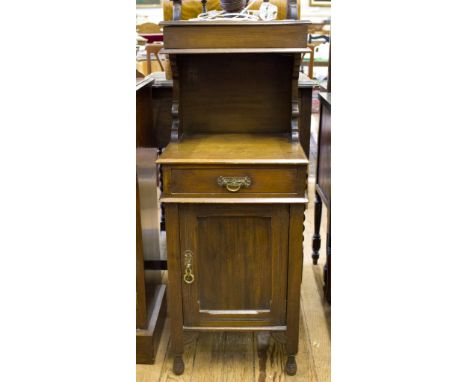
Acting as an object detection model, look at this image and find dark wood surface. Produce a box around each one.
[316,93,331,206]
[150,72,314,156]
[157,134,308,164]
[136,78,167,364]
[136,284,167,364]
[161,21,309,49]
[312,92,331,304]
[286,203,306,374]
[177,54,293,136]
[136,82,155,147]
[179,204,289,327]
[161,48,310,54]
[158,21,309,376]
[164,164,306,197]
[136,179,148,330]
[165,204,185,374]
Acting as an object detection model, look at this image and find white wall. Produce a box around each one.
[136,6,163,23]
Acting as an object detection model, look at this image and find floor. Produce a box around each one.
[137,115,331,382]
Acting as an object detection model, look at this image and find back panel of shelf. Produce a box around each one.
[178,53,293,135]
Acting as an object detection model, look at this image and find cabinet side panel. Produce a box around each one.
[165,205,185,355]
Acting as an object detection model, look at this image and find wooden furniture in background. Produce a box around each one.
[312,92,331,304]
[307,19,330,37]
[138,23,161,34]
[146,43,165,74]
[136,76,167,363]
[310,0,331,7]
[137,22,164,41]
[157,20,310,376]
[302,41,323,79]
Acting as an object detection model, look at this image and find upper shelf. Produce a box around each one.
[156,134,308,165]
[161,20,310,50]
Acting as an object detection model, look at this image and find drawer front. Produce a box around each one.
[165,165,306,196]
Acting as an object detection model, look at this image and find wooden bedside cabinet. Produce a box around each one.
[156,20,310,376]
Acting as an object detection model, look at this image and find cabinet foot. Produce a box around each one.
[173,355,184,375]
[285,355,297,376]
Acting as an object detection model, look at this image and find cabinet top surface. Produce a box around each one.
[157,134,308,165]
[160,20,311,27]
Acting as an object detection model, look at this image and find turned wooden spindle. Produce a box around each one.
[312,191,322,264]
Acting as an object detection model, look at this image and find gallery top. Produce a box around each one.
[160,20,310,50]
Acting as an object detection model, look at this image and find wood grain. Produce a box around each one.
[222,333,255,382]
[149,73,314,154]
[165,205,185,358]
[136,318,171,382]
[165,165,306,197]
[177,54,293,136]
[161,21,309,49]
[179,204,289,328]
[137,91,329,382]
[161,48,310,54]
[159,331,199,382]
[190,333,225,382]
[157,134,308,165]
[159,196,308,204]
[136,179,148,329]
[253,317,315,382]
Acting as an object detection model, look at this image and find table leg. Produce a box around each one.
[312,191,322,264]
[323,211,331,304]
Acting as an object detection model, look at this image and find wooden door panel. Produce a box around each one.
[179,204,289,328]
[198,215,272,311]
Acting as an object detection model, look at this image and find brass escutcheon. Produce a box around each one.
[217,176,252,192]
[183,250,195,284]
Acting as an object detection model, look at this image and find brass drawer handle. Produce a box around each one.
[183,250,194,284]
[217,176,251,193]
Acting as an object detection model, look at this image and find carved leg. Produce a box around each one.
[166,205,185,374]
[312,191,322,264]
[285,355,297,376]
[173,354,184,375]
[285,205,304,376]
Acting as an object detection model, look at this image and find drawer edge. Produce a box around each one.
[160,195,308,204]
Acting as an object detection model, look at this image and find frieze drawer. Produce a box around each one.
[163,165,307,197]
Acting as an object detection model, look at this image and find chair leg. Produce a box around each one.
[156,54,165,72]
[309,48,314,79]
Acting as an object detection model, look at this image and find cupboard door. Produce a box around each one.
[179,204,289,328]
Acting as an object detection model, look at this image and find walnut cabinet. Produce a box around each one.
[157,20,310,376]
